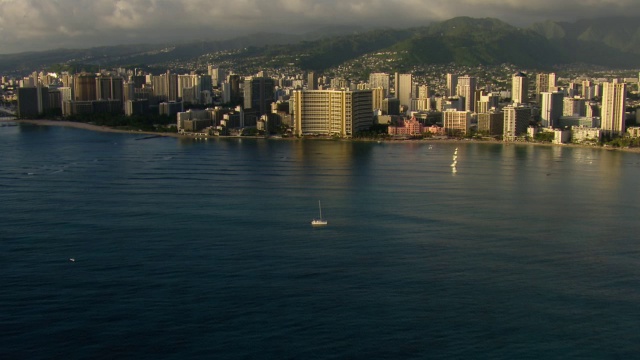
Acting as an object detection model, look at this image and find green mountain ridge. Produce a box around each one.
[1,16,639,74]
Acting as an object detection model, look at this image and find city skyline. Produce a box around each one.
[1,0,639,55]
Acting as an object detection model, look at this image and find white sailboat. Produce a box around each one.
[311,200,328,226]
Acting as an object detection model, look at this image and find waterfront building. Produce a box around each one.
[442,109,471,135]
[17,87,39,117]
[96,76,124,104]
[558,116,599,128]
[293,89,373,137]
[387,116,424,136]
[600,82,627,136]
[74,73,97,101]
[159,101,183,117]
[477,111,504,136]
[627,127,640,138]
[571,126,602,144]
[540,92,564,128]
[125,99,150,116]
[177,109,213,133]
[503,105,531,141]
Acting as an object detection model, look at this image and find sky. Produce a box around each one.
[0,0,638,54]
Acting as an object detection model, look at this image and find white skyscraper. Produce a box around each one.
[512,72,528,105]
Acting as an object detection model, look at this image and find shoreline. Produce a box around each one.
[6,118,640,153]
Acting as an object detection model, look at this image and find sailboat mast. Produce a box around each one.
[318,200,322,219]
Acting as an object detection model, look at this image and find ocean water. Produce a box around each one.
[1,124,640,359]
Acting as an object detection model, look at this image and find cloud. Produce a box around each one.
[0,0,638,54]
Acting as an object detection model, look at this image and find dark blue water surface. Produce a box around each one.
[1,124,640,359]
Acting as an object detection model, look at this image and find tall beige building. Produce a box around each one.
[394,73,412,111]
[443,109,471,135]
[600,82,626,136]
[371,87,384,111]
[293,89,373,137]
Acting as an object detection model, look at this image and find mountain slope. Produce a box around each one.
[389,17,567,67]
[2,16,639,74]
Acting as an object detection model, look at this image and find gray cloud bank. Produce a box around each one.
[0,0,638,54]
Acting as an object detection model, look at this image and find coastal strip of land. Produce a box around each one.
[5,118,640,153]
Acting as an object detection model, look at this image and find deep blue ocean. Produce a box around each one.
[2,124,640,359]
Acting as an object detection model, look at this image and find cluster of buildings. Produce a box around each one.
[2,66,639,142]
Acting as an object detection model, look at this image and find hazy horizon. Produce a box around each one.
[1,0,639,55]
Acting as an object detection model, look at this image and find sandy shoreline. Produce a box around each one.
[5,118,640,153]
[12,119,186,138]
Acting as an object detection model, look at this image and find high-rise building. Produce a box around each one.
[58,87,72,107]
[293,89,372,137]
[540,92,564,128]
[457,75,476,112]
[476,92,499,114]
[394,73,412,112]
[227,74,241,105]
[511,72,528,104]
[244,77,275,115]
[563,97,585,117]
[417,85,429,100]
[536,73,556,95]
[74,73,97,101]
[96,76,124,103]
[208,66,225,87]
[307,72,318,90]
[600,82,627,136]
[17,87,39,118]
[503,105,531,141]
[443,109,471,135]
[446,73,458,97]
[369,73,390,96]
[581,80,595,100]
[477,111,504,135]
[151,75,167,100]
[166,71,178,102]
[371,87,384,111]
